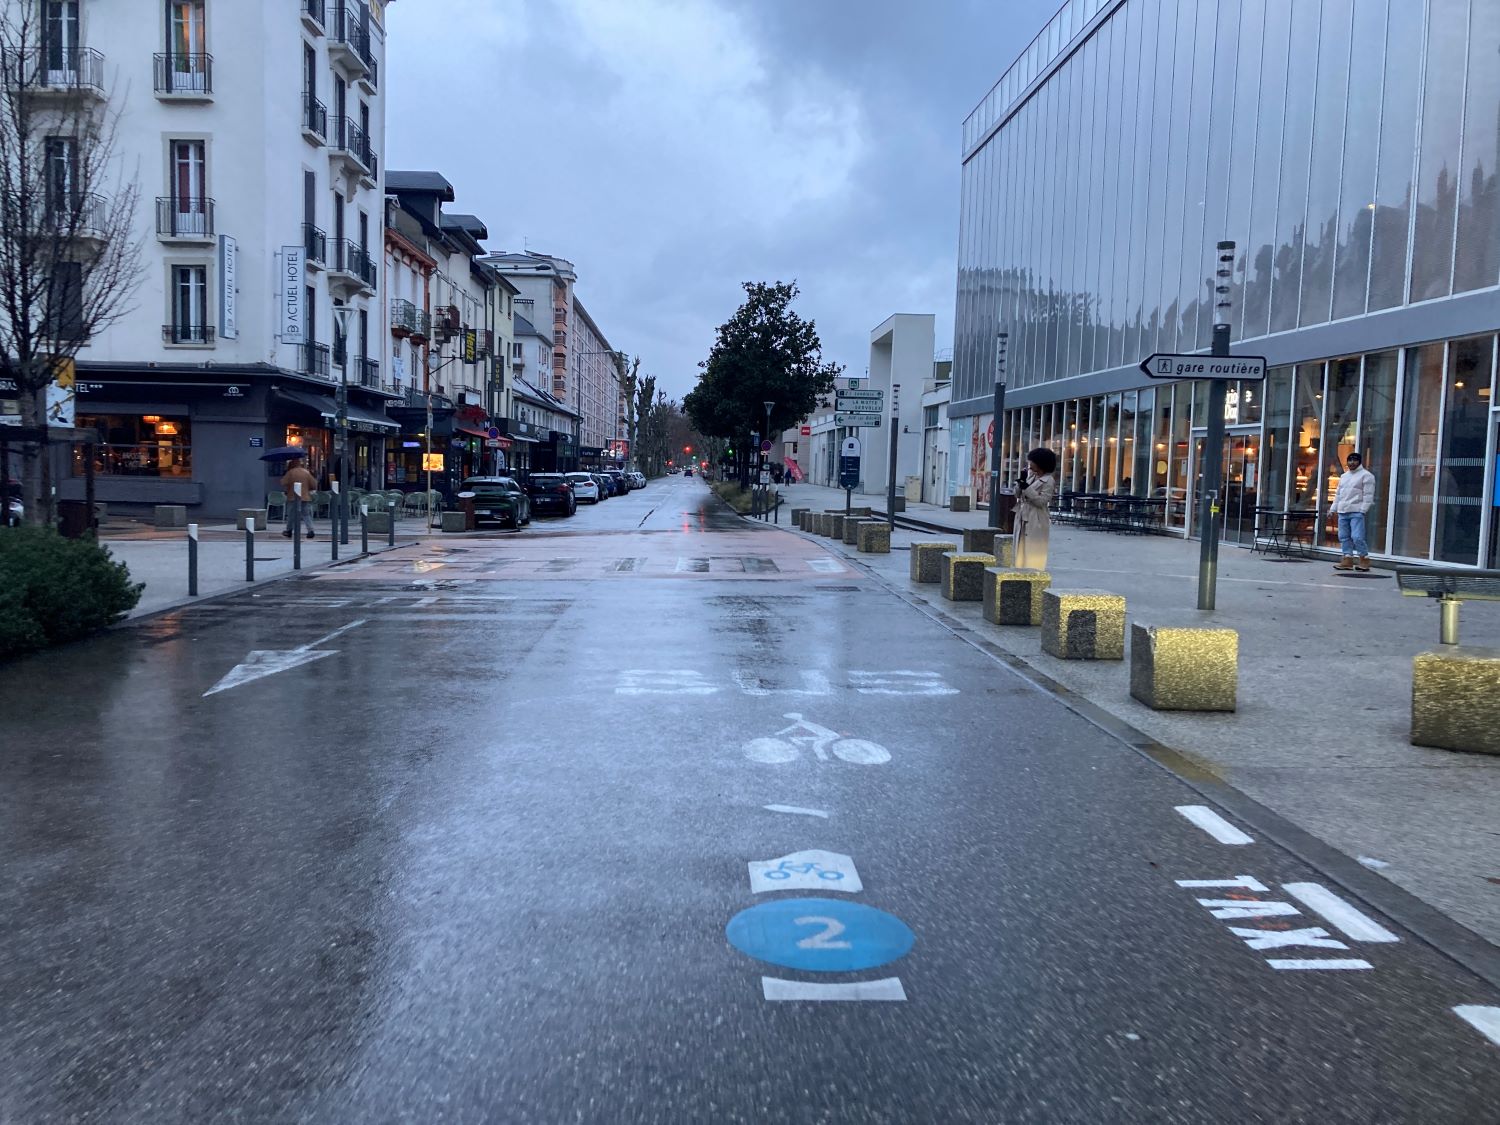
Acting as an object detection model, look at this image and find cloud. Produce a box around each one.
[385,0,1054,399]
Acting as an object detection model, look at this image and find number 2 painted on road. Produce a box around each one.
[794,916,853,950]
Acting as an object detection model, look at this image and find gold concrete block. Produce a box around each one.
[843,516,862,545]
[982,567,1050,626]
[910,541,959,583]
[1041,589,1126,660]
[1411,647,1500,755]
[857,521,890,553]
[942,552,996,601]
[1130,622,1238,711]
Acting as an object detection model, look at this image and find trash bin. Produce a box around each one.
[993,488,1017,534]
[57,499,93,539]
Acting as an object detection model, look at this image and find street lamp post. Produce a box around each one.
[762,401,774,518]
[332,304,354,551]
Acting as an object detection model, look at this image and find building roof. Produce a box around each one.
[385,170,456,200]
[443,213,488,239]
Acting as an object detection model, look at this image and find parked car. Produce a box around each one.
[683,467,694,477]
[459,476,531,529]
[628,471,646,489]
[604,470,629,495]
[593,473,616,498]
[526,473,577,516]
[566,472,601,503]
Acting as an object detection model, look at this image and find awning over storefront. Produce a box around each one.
[504,433,540,444]
[454,423,490,439]
[275,388,399,432]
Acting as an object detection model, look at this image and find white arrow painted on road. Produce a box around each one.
[202,620,367,697]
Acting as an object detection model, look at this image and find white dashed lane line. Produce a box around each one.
[1174,805,1255,846]
[1454,1005,1500,1049]
[1282,882,1400,944]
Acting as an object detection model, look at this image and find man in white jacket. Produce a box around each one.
[1332,451,1376,572]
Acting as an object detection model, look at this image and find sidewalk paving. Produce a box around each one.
[780,481,1500,949]
[98,516,427,618]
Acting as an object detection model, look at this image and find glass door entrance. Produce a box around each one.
[1190,429,1262,544]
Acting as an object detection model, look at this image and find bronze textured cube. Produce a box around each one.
[910,541,959,583]
[1129,622,1238,711]
[1041,589,1126,660]
[790,507,810,529]
[842,516,862,545]
[1411,647,1500,755]
[983,567,1050,626]
[942,552,995,601]
[857,521,890,553]
[951,495,971,512]
[826,513,846,539]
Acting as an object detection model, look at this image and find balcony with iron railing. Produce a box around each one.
[163,323,214,346]
[358,357,380,388]
[5,47,106,99]
[153,53,212,99]
[155,196,215,241]
[302,92,328,144]
[328,238,377,294]
[390,298,418,337]
[409,308,431,343]
[303,340,331,378]
[43,191,108,243]
[329,115,377,183]
[304,222,326,269]
[329,5,374,81]
[301,0,326,33]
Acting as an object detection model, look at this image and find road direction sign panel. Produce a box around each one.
[836,389,884,402]
[726,897,914,972]
[835,412,882,427]
[1139,353,1268,381]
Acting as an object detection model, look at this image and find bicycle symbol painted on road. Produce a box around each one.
[742,713,891,765]
[764,860,845,882]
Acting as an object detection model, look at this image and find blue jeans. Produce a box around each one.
[1338,511,1368,557]
[285,498,313,535]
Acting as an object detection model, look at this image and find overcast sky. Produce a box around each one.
[386,0,1059,401]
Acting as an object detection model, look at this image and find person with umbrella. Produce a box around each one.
[264,448,316,539]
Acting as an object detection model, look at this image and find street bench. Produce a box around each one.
[1129,621,1238,712]
[1399,568,1500,754]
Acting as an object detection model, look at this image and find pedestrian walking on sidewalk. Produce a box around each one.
[1014,447,1057,570]
[1332,451,1376,571]
[281,457,317,539]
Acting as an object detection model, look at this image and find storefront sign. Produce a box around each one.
[224,385,244,398]
[249,437,264,448]
[280,246,304,343]
[219,235,239,340]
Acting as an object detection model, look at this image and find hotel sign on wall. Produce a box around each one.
[219,235,238,340]
[280,246,304,343]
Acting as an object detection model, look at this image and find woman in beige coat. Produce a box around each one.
[1014,447,1058,570]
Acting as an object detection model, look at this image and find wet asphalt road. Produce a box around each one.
[1,476,1497,1123]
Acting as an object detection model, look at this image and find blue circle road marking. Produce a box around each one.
[725,897,914,972]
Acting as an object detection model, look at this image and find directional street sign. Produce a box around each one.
[1139,353,1268,381]
[835,412,883,427]
[836,389,884,402]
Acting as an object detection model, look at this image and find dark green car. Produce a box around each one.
[460,476,532,529]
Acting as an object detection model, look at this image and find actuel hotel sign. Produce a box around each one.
[280,245,305,344]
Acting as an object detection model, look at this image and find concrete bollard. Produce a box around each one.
[910,541,958,583]
[1041,589,1126,660]
[790,507,810,529]
[154,504,187,528]
[1130,622,1238,711]
[941,552,995,601]
[962,527,998,555]
[856,521,890,553]
[982,567,1050,626]
[825,512,846,539]
[1410,647,1500,754]
[366,510,393,535]
[187,523,198,597]
[842,515,863,545]
[950,495,971,513]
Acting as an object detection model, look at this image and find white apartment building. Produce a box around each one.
[7,0,396,517]
[485,250,624,469]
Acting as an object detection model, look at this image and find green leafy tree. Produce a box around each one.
[685,281,841,483]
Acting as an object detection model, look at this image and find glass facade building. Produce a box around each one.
[953,0,1500,565]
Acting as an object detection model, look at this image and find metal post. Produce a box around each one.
[1198,241,1236,612]
[388,500,396,547]
[84,440,96,535]
[292,503,302,570]
[989,332,1007,529]
[187,522,199,596]
[245,524,255,582]
[361,509,369,556]
[886,383,900,531]
[330,481,340,561]
[1440,597,1460,645]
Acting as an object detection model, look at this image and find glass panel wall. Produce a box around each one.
[1408,0,1468,303]
[1435,335,1494,562]
[1290,363,1326,528]
[1150,386,1171,498]
[1322,357,1363,543]
[1132,386,1154,496]
[1454,0,1500,293]
[1262,366,1294,513]
[1393,343,1445,558]
[1367,0,1424,311]
[1169,383,1192,527]
[1359,351,1399,555]
[1299,0,1352,327]
[1104,393,1123,491]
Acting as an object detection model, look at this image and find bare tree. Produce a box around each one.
[0,6,142,526]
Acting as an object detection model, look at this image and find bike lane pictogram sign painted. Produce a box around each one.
[748,850,862,894]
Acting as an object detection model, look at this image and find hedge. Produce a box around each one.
[0,526,142,659]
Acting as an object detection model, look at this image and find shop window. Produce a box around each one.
[1434,335,1494,564]
[1358,352,1398,555]
[76,413,192,477]
[1393,345,1444,558]
[1290,363,1326,523]
[1261,367,1294,516]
